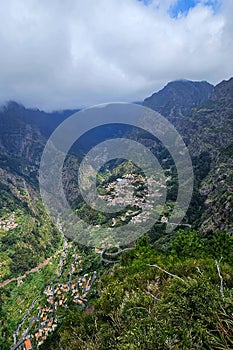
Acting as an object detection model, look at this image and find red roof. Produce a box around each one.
[24,338,32,350]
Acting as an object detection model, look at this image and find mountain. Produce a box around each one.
[144,79,214,125]
[1,78,233,350]
[1,77,230,239]
[0,103,63,285]
[188,78,233,234]
[143,77,233,235]
[1,77,232,253]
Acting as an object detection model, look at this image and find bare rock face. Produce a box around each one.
[143,77,233,235]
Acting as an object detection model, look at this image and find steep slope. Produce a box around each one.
[188,78,233,234]
[42,232,233,350]
[1,101,79,138]
[0,104,62,282]
[1,79,232,350]
[144,79,214,122]
[143,78,233,234]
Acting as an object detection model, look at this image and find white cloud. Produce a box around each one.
[0,0,232,110]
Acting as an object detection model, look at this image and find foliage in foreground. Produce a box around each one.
[42,230,233,350]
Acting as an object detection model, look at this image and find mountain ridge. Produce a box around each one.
[144,79,214,120]
[143,76,233,235]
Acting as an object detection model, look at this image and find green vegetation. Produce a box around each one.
[0,204,62,281]
[41,230,233,350]
[0,256,60,349]
[1,77,233,349]
[0,242,102,349]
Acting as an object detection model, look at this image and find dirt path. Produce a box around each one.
[0,250,62,289]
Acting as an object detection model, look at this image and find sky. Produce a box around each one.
[0,0,232,111]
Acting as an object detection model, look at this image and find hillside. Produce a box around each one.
[0,104,63,282]
[0,78,233,349]
[188,78,233,234]
[143,78,233,235]
[144,80,214,122]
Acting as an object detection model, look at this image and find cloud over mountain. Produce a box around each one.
[0,0,232,110]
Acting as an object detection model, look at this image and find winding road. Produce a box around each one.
[0,249,63,289]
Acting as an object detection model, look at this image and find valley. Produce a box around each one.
[0,77,233,349]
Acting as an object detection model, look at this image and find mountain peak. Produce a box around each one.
[0,101,26,113]
[210,77,233,104]
[143,79,214,118]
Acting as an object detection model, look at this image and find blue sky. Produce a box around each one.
[171,0,221,16]
[139,0,221,17]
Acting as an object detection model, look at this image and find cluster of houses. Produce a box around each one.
[31,290,59,347]
[100,173,168,225]
[0,213,18,231]
[31,315,58,347]
[19,254,96,349]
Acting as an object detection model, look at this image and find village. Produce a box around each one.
[13,250,96,350]
[31,267,97,348]
[11,172,172,350]
[98,173,169,226]
[0,213,18,231]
